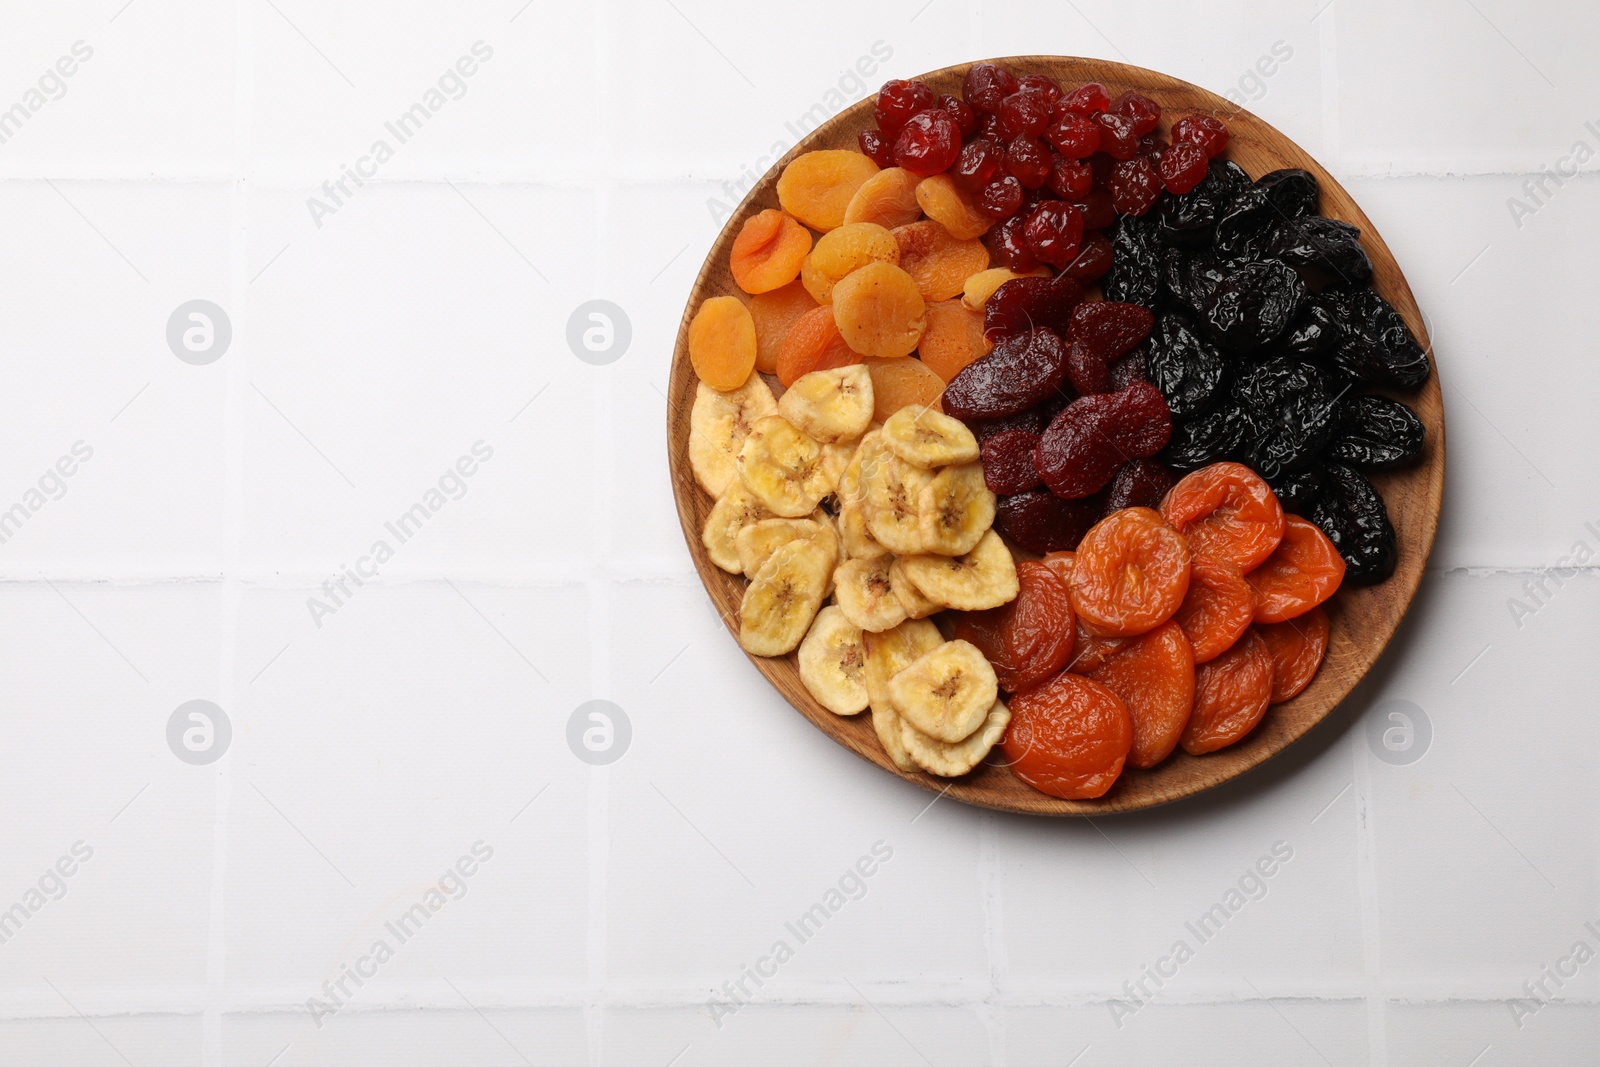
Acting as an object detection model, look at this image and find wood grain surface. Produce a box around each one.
[665,56,1445,815]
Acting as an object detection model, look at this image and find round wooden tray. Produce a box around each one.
[666,56,1445,815]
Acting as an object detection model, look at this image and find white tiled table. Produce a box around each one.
[0,1,1594,1063]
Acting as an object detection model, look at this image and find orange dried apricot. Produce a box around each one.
[1172,553,1255,663]
[1088,620,1195,769]
[800,222,900,304]
[918,300,993,382]
[1180,629,1273,755]
[1255,606,1330,704]
[832,261,927,358]
[1160,461,1285,574]
[843,167,923,229]
[749,280,819,375]
[776,305,857,387]
[730,209,812,294]
[915,174,992,240]
[776,150,881,231]
[688,295,757,390]
[1039,550,1075,584]
[892,220,991,301]
[1069,507,1192,637]
[1066,622,1129,675]
[862,357,944,422]
[1246,515,1346,623]
[953,560,1076,694]
[1003,671,1131,799]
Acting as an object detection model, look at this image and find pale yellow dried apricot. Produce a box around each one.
[863,357,945,422]
[777,150,881,232]
[892,221,991,302]
[843,167,923,229]
[800,222,900,303]
[831,261,927,359]
[914,175,991,240]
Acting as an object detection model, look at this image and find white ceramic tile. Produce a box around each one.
[223,1008,588,1067]
[1388,1002,1600,1066]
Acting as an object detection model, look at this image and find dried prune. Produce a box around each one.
[1103,214,1165,307]
[967,408,1047,442]
[1160,402,1251,471]
[1283,293,1343,358]
[1036,381,1174,499]
[1232,357,1340,477]
[981,429,1044,494]
[1256,168,1319,217]
[1267,468,1326,514]
[1157,159,1249,246]
[1213,169,1315,261]
[994,489,1101,554]
[1327,395,1425,468]
[1104,459,1180,511]
[943,327,1071,419]
[1200,260,1306,353]
[1066,301,1154,395]
[983,272,1083,340]
[1270,216,1373,287]
[1146,312,1228,419]
[1323,287,1430,389]
[1310,463,1396,584]
[1162,249,1231,318]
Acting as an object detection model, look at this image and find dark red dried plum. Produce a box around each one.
[1271,216,1373,287]
[1310,463,1396,584]
[1323,288,1430,389]
[993,490,1101,555]
[1200,260,1306,353]
[1109,344,1150,389]
[1268,468,1326,514]
[967,408,1047,442]
[1103,214,1165,308]
[1035,381,1173,499]
[980,430,1043,494]
[1327,395,1424,468]
[1160,402,1251,471]
[944,328,1071,420]
[1065,302,1154,395]
[983,272,1083,340]
[1146,312,1228,419]
[1157,159,1249,246]
[1232,357,1340,477]
[1104,459,1180,511]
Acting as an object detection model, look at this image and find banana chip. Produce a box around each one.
[881,406,980,468]
[864,620,943,772]
[859,436,934,554]
[900,699,1011,777]
[738,538,831,656]
[798,605,869,716]
[897,530,1019,611]
[916,462,996,557]
[702,483,775,574]
[888,639,999,743]
[889,557,943,619]
[689,375,778,497]
[735,515,837,579]
[777,365,874,444]
[833,556,908,633]
[737,415,832,518]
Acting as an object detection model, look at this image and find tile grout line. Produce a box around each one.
[1353,728,1387,1065]
[977,810,1007,1065]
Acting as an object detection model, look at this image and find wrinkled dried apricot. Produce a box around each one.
[1172,553,1255,663]
[688,295,757,390]
[776,305,857,386]
[1069,507,1191,637]
[1003,671,1131,799]
[1255,606,1330,704]
[801,222,900,303]
[892,220,991,301]
[1039,550,1075,584]
[1181,629,1273,755]
[777,150,882,231]
[843,167,924,229]
[918,299,993,382]
[863,356,944,422]
[1067,624,1129,675]
[730,209,813,294]
[1247,515,1346,623]
[1160,462,1285,574]
[750,281,819,375]
[1088,620,1195,769]
[953,560,1076,694]
[832,261,928,358]
[915,174,992,240]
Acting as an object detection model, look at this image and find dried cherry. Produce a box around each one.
[893,109,962,176]
[874,79,936,134]
[1023,200,1085,267]
[963,64,1019,113]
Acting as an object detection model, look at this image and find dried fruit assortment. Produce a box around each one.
[681,60,1433,803]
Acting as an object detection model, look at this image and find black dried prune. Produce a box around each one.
[1213,168,1318,260]
[1255,168,1319,217]
[1268,468,1326,514]
[1270,216,1373,287]
[943,327,1071,419]
[1146,312,1228,419]
[1162,248,1231,317]
[1104,459,1180,511]
[1283,292,1344,358]
[1157,159,1250,246]
[1103,213,1165,308]
[1324,287,1430,389]
[1311,463,1396,584]
[1161,402,1252,471]
[1200,260,1306,353]
[1327,394,1425,468]
[1232,357,1340,477]
[993,490,1101,555]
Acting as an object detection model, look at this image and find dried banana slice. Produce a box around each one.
[777,365,874,444]
[836,437,890,560]
[736,415,832,518]
[900,699,1011,777]
[735,515,837,579]
[863,620,943,772]
[887,639,999,743]
[689,375,778,497]
[880,406,980,468]
[897,530,1019,612]
[798,605,869,716]
[702,482,775,574]
[738,538,831,656]
[916,461,996,556]
[890,557,943,619]
[859,435,934,554]
[833,556,908,633]
[818,439,858,497]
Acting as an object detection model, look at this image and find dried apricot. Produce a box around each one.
[1246,515,1346,623]
[1180,629,1273,755]
[892,220,991,301]
[730,209,812,294]
[1088,620,1195,769]
[1160,461,1285,573]
[1255,606,1330,704]
[832,261,928,358]
[688,296,757,391]
[863,356,944,422]
[1172,553,1255,663]
[918,299,993,382]
[801,222,900,303]
[776,306,857,387]
[750,280,818,375]
[777,150,881,231]
[1003,671,1131,799]
[1066,624,1129,675]
[1069,507,1191,637]
[953,560,1076,694]
[1038,550,1074,584]
[843,167,923,229]
[915,174,992,240]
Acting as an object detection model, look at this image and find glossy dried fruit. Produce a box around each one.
[944,328,1070,420]
[776,305,858,386]
[1309,463,1396,584]
[1173,553,1255,663]
[1045,110,1101,158]
[1213,169,1318,258]
[1160,461,1285,573]
[1035,381,1174,499]
[978,174,1026,221]
[1161,402,1251,472]
[731,209,813,294]
[980,429,1042,495]
[893,221,992,302]
[1327,395,1425,468]
[1104,459,1179,512]
[1200,260,1306,353]
[938,92,977,136]
[1147,312,1228,419]
[998,89,1055,139]
[1158,141,1210,195]
[1108,156,1163,216]
[1232,357,1339,477]
[954,560,1077,693]
[1069,507,1191,637]
[993,489,1099,555]
[1181,628,1273,754]
[916,174,993,241]
[1171,114,1229,158]
[863,356,946,422]
[832,261,928,358]
[894,109,962,177]
[801,222,901,304]
[1049,154,1094,200]
[1322,287,1430,389]
[1065,301,1154,395]
[1157,160,1249,246]
[1063,232,1114,283]
[1003,671,1132,799]
[1255,606,1330,704]
[1002,135,1052,189]
[982,272,1084,341]
[918,299,993,382]
[1108,345,1149,390]
[1270,216,1373,286]
[985,214,1039,271]
[1103,214,1164,308]
[1267,468,1326,515]
[750,280,819,375]
[1094,111,1141,160]
[777,150,882,232]
[1022,201,1085,268]
[689,295,758,390]
[1246,515,1345,623]
[843,167,924,229]
[963,63,1019,113]
[967,407,1046,442]
[1088,620,1195,768]
[1110,91,1161,135]
[857,127,894,167]
[875,79,937,134]
[1058,82,1110,117]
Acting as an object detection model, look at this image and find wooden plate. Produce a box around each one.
[666,56,1445,815]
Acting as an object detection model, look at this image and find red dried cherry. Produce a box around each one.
[963,63,1019,113]
[893,109,961,176]
[1172,114,1229,158]
[857,127,894,168]
[1049,155,1094,200]
[978,174,1025,220]
[999,89,1055,139]
[953,138,1002,192]
[1003,136,1052,189]
[1045,111,1101,159]
[1059,82,1110,117]
[1159,141,1209,194]
[1073,188,1116,230]
[976,111,1004,140]
[1018,72,1064,102]
[985,215,1039,271]
[1022,200,1085,268]
[1095,113,1141,160]
[1109,156,1163,216]
[938,93,977,137]
[1111,91,1161,135]
[875,79,935,134]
